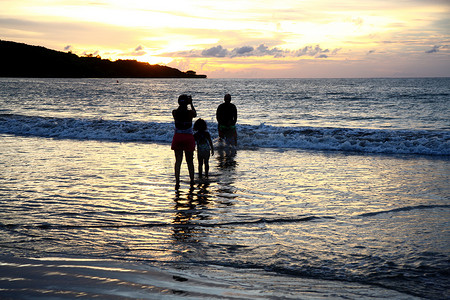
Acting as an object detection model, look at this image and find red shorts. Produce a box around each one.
[171,133,195,152]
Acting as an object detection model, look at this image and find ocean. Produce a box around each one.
[0,77,449,299]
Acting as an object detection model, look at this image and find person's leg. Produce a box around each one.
[232,129,237,146]
[174,150,183,188]
[204,152,210,177]
[197,154,203,178]
[204,159,209,177]
[185,151,195,185]
[218,125,224,142]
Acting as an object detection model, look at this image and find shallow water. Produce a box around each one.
[0,78,449,298]
[1,134,448,298]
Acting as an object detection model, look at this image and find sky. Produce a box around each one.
[1,0,449,78]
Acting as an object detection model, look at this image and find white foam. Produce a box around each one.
[1,114,449,156]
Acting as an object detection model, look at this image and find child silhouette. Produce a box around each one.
[193,118,214,178]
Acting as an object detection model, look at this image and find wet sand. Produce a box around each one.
[0,256,418,299]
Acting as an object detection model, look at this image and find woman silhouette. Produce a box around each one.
[171,95,197,188]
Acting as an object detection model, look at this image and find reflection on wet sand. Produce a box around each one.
[216,146,238,205]
[172,183,212,243]
[171,145,238,244]
[216,144,237,169]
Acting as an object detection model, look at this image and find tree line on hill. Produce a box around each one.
[0,40,206,78]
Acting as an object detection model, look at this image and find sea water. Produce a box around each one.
[0,78,449,299]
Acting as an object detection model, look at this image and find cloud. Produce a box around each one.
[120,45,147,56]
[295,45,330,57]
[425,45,442,53]
[165,44,339,59]
[64,45,72,51]
[254,44,286,57]
[201,45,228,57]
[0,17,150,50]
[233,46,254,56]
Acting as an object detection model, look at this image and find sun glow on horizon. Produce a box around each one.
[120,54,174,66]
[2,0,449,77]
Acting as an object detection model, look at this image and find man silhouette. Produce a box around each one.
[216,94,237,146]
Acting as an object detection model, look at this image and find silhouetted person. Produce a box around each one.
[171,95,197,188]
[216,94,237,146]
[193,118,214,179]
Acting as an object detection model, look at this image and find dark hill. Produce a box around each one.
[0,40,206,78]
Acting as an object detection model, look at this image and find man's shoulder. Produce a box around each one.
[219,102,236,108]
[217,103,226,111]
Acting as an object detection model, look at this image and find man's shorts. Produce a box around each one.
[218,125,237,140]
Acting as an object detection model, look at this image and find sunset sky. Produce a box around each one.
[1,0,449,78]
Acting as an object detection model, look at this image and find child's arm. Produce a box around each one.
[207,132,214,156]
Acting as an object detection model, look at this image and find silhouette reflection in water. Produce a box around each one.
[216,147,238,205]
[171,145,239,245]
[172,183,211,243]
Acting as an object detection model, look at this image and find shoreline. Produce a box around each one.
[0,255,419,299]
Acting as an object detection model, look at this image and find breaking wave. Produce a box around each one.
[1,114,449,156]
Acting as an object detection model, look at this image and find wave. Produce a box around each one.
[0,113,172,143]
[0,215,332,230]
[1,114,449,156]
[358,204,450,217]
[238,124,449,156]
